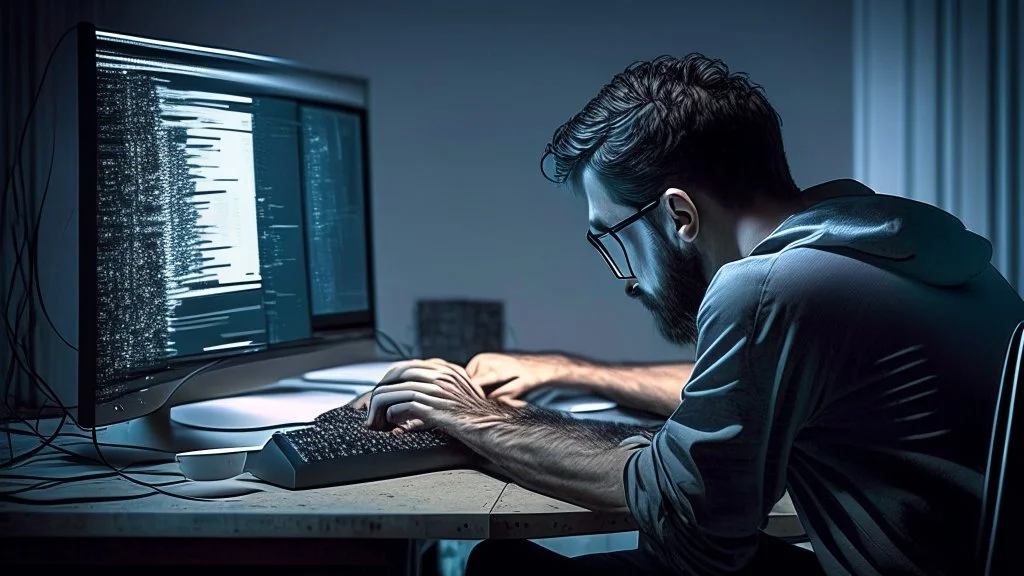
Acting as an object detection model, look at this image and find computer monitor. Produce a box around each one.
[61,24,380,434]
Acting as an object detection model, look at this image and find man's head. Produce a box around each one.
[542,54,800,345]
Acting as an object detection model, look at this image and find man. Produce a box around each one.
[360,54,1024,574]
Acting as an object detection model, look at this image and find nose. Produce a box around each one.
[625,279,640,297]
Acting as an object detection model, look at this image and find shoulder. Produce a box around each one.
[697,254,776,333]
[697,249,839,337]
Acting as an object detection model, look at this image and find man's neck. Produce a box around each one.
[701,191,808,277]
[734,181,864,257]
[735,209,792,257]
[731,192,816,259]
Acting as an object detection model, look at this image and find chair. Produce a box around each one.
[978,320,1024,575]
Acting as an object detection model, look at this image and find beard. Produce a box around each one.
[632,230,710,346]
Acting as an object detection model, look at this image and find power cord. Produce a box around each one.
[375,328,413,360]
[2,23,84,447]
[1,22,100,486]
[0,359,229,504]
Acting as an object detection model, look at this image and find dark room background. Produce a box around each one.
[3,0,1020,408]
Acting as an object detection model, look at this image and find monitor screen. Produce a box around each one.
[88,32,373,402]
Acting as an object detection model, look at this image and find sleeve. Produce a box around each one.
[624,260,821,574]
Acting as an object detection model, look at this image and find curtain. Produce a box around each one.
[1,0,98,410]
[853,0,1023,295]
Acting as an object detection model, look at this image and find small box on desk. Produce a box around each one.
[416,299,504,365]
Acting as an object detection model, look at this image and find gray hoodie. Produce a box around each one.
[624,179,1024,575]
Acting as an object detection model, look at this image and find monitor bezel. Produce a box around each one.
[77,24,379,428]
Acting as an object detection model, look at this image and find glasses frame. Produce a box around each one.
[586,199,661,279]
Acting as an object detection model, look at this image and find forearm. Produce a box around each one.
[445,402,644,511]
[554,356,693,417]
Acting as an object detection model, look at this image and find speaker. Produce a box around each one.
[415,299,504,365]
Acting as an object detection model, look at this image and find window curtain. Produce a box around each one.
[853,0,1023,295]
[2,0,98,411]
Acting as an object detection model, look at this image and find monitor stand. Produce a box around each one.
[66,381,369,468]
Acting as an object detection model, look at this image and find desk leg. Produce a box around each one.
[390,539,437,576]
[407,539,421,576]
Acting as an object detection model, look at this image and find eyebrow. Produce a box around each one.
[589,219,610,233]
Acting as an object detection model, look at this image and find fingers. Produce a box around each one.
[427,358,472,382]
[392,417,426,434]
[347,391,372,410]
[495,397,528,408]
[366,358,497,430]
[465,354,481,376]
[425,359,481,398]
[487,380,524,400]
[465,353,498,380]
[381,360,472,387]
[386,403,432,430]
[379,367,460,387]
[379,358,464,385]
[367,383,442,428]
[379,360,429,384]
[366,385,459,429]
[379,361,484,401]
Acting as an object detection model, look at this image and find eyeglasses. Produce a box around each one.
[587,199,660,279]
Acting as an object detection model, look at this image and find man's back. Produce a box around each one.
[781,248,1022,574]
[753,181,1024,574]
[623,180,1024,575]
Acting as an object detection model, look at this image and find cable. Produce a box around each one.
[2,476,188,499]
[1,62,76,464]
[2,22,80,356]
[1,25,81,429]
[0,490,165,506]
[2,24,81,223]
[84,359,237,503]
[1,420,175,469]
[375,328,413,360]
[2,468,181,484]
[0,359,234,504]
[29,110,76,353]
[0,23,100,481]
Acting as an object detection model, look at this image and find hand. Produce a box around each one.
[346,390,372,410]
[365,358,488,432]
[466,353,567,406]
[346,358,475,411]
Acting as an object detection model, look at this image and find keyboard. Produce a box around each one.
[245,406,476,489]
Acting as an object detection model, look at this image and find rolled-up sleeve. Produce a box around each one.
[625,259,819,574]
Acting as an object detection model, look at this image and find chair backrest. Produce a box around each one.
[978,320,1024,575]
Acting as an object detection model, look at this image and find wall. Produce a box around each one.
[89,0,853,364]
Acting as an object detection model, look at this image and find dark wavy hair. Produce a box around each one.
[541,54,799,209]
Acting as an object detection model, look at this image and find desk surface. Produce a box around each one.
[1,419,803,542]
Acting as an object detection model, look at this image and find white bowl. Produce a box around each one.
[176,446,260,481]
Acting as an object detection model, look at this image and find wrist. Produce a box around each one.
[532,352,581,383]
[538,354,601,390]
[444,400,519,446]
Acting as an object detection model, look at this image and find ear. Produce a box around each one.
[660,188,698,243]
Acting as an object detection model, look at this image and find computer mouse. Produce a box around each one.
[522,386,618,413]
[176,445,262,481]
[562,399,619,413]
